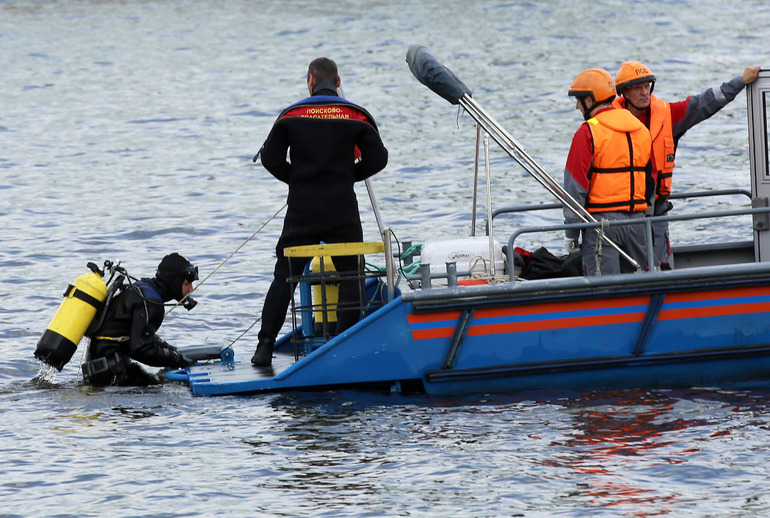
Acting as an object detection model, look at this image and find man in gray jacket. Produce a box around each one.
[613,62,760,269]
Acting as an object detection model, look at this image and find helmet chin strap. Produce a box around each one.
[579,97,593,121]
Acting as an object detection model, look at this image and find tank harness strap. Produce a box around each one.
[81,351,130,379]
[136,280,162,302]
[93,335,130,342]
[65,284,103,309]
[135,280,163,319]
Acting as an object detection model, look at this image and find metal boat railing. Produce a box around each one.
[505,205,770,281]
[400,202,770,288]
[487,188,753,234]
[284,242,392,357]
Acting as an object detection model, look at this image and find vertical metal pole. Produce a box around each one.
[365,178,395,300]
[419,263,432,289]
[483,135,496,276]
[446,262,458,287]
[471,124,481,236]
[382,229,395,301]
[365,178,386,236]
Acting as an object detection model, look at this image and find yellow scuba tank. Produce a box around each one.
[34,263,108,371]
[311,254,339,333]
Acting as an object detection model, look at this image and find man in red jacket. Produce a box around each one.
[613,62,760,269]
[251,57,388,366]
[564,68,654,276]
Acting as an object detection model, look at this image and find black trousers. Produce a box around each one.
[258,229,364,343]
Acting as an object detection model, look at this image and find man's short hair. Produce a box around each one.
[308,57,338,82]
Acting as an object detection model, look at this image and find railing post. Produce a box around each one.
[419,263,432,289]
[446,262,458,287]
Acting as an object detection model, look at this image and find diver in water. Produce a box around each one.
[81,253,199,386]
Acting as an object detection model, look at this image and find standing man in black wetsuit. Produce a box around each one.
[251,57,389,366]
[81,253,199,386]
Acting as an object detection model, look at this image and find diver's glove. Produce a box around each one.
[179,355,196,368]
[172,349,197,368]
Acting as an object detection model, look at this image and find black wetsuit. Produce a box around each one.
[83,278,190,386]
[257,88,388,342]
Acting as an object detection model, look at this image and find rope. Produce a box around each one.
[594,218,609,276]
[164,203,287,317]
[227,316,262,347]
[160,203,286,350]
[468,256,509,284]
[393,237,422,289]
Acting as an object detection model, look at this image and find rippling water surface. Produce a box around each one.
[3,0,770,516]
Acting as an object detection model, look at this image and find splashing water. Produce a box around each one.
[32,362,59,383]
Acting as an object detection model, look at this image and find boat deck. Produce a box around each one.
[183,349,294,385]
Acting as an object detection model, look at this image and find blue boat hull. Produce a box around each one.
[171,263,770,396]
[164,61,770,397]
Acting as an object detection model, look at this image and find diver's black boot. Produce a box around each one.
[251,339,275,367]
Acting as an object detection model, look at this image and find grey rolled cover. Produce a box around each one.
[406,44,472,105]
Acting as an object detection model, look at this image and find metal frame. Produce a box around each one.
[747,69,770,260]
[458,93,642,271]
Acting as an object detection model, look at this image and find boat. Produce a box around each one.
[167,46,770,396]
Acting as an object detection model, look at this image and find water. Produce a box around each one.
[2,0,770,515]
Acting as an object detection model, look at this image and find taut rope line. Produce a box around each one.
[165,203,287,317]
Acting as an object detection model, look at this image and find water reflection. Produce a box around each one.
[539,388,770,512]
[3,0,770,514]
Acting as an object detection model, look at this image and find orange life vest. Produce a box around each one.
[613,95,674,201]
[585,109,652,213]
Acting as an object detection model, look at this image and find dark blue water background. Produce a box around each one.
[2,0,770,516]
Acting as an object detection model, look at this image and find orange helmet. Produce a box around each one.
[568,68,616,103]
[615,61,656,93]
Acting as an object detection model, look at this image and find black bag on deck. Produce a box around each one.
[520,247,565,280]
[560,252,583,277]
[519,246,583,279]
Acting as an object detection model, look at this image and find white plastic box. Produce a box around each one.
[419,236,505,283]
